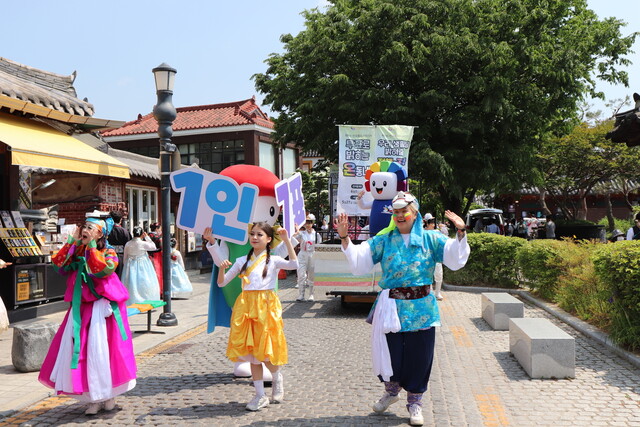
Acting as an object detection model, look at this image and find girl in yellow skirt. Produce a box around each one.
[217,222,298,411]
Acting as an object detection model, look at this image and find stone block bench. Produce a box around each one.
[481,292,524,330]
[509,318,575,379]
[11,322,58,373]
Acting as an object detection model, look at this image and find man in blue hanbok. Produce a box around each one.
[335,192,470,426]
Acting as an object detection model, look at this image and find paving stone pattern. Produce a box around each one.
[7,277,640,426]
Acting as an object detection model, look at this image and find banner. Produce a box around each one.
[337,125,414,215]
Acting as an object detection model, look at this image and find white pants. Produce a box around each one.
[297,251,315,299]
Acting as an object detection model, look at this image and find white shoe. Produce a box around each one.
[306,295,314,302]
[436,293,443,301]
[295,296,304,301]
[246,394,269,411]
[103,398,116,411]
[372,392,399,413]
[84,402,102,416]
[408,403,424,425]
[294,284,299,288]
[271,370,284,403]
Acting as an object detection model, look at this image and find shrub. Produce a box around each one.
[592,241,640,350]
[516,239,571,300]
[554,241,611,330]
[445,233,525,288]
[596,216,633,240]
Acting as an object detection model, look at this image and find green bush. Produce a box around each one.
[516,239,572,300]
[445,233,525,288]
[592,241,640,351]
[554,241,611,330]
[556,219,595,226]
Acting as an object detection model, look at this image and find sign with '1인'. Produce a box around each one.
[170,167,258,245]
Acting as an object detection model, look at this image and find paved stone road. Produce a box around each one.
[4,277,640,426]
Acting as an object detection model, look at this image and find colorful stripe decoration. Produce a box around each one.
[364,161,408,192]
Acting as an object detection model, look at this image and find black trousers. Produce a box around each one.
[380,327,436,394]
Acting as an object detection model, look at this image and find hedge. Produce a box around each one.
[445,233,525,288]
[592,241,640,351]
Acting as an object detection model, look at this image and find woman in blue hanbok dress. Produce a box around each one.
[169,238,192,299]
[121,227,160,304]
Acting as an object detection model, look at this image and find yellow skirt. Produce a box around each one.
[227,289,288,365]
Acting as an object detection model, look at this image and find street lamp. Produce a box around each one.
[152,62,178,327]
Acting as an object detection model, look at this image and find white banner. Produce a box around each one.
[337,125,414,215]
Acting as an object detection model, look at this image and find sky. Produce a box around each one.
[1,0,638,123]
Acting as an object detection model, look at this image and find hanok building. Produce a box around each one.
[0,57,145,320]
[102,96,300,179]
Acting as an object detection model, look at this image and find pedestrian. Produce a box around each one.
[147,222,164,293]
[169,238,193,299]
[422,213,446,301]
[626,212,640,240]
[545,215,556,239]
[505,219,515,237]
[38,217,136,415]
[486,219,499,234]
[121,227,160,304]
[216,222,298,411]
[107,210,132,278]
[334,191,470,426]
[292,213,322,301]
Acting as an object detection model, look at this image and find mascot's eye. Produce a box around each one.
[371,180,376,187]
[383,181,387,187]
[270,206,276,217]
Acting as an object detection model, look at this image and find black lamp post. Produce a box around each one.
[152,62,178,327]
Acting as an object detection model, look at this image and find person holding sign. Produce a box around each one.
[217,222,298,411]
[38,217,136,416]
[335,192,469,426]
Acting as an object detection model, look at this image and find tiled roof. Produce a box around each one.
[0,57,94,116]
[102,96,274,137]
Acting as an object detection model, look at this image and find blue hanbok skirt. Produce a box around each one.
[170,261,193,299]
[122,255,161,304]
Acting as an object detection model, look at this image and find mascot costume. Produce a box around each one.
[357,161,408,236]
[206,164,293,378]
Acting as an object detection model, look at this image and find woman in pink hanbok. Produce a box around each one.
[38,217,137,415]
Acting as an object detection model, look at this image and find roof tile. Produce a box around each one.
[102,97,274,137]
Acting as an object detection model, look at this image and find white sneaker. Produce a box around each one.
[246,393,269,411]
[271,370,284,403]
[84,402,102,416]
[408,403,424,425]
[436,293,443,301]
[306,295,314,302]
[103,398,116,411]
[295,296,304,301]
[372,392,399,413]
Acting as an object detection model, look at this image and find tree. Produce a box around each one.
[535,121,640,220]
[299,167,330,223]
[254,0,637,213]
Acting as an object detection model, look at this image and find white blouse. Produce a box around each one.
[123,236,157,260]
[219,253,299,291]
[342,234,470,276]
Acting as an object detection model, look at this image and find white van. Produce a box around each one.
[465,208,505,234]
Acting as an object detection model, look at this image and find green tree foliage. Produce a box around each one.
[299,167,330,223]
[254,0,636,213]
[535,121,640,220]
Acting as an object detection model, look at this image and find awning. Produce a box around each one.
[0,114,130,179]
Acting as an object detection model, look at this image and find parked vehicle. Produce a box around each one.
[465,208,505,234]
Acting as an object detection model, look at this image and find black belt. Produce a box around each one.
[388,285,431,300]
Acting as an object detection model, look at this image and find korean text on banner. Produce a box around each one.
[337,125,414,215]
[275,172,306,236]
[170,167,258,245]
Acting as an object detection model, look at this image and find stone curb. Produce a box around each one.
[443,282,640,370]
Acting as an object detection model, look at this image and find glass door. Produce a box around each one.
[126,186,158,233]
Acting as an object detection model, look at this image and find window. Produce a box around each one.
[125,186,159,233]
[282,148,297,178]
[259,142,276,174]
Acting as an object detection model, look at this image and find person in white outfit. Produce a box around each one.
[423,214,444,301]
[121,227,161,305]
[292,214,322,301]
